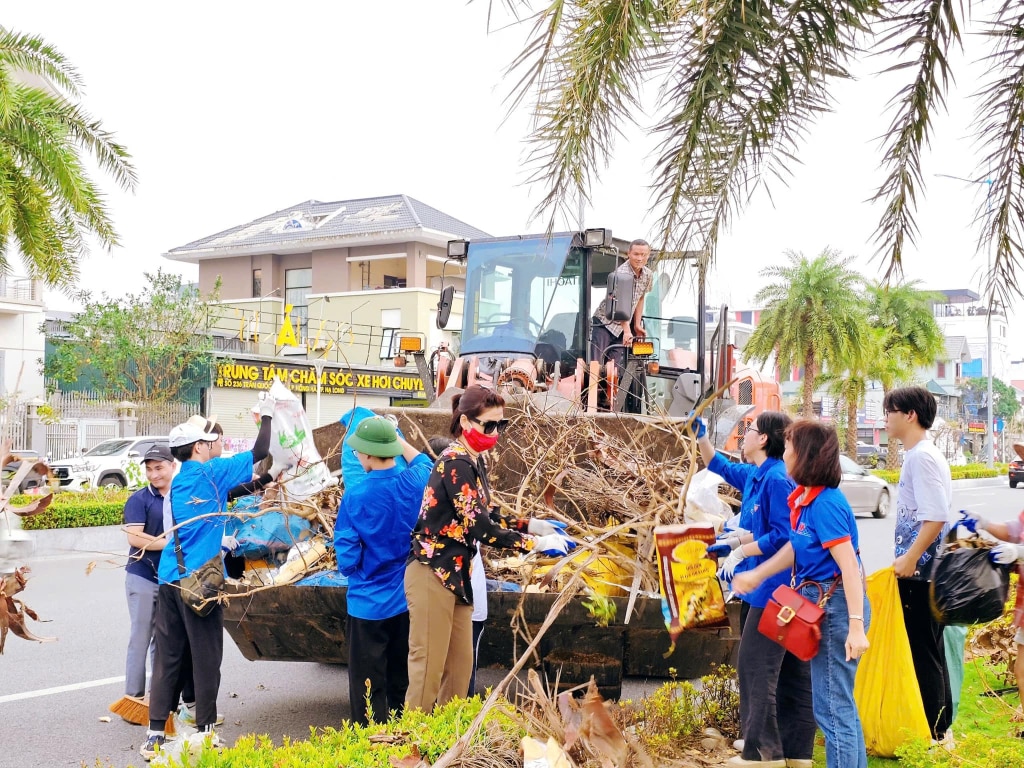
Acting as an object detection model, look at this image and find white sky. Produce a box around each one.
[8,2,1018,353]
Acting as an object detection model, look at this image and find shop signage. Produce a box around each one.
[215,360,425,396]
[967,421,986,434]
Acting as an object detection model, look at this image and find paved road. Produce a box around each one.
[1,476,1018,768]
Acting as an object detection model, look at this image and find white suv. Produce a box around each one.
[51,436,170,491]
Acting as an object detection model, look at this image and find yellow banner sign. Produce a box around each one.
[215,361,425,396]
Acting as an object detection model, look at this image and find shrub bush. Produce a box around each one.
[16,489,132,531]
[871,463,1001,485]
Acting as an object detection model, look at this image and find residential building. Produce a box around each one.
[163,194,487,439]
[0,276,45,402]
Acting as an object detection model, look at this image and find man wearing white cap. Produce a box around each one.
[140,397,276,761]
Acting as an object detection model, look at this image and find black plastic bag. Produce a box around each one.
[929,538,1010,625]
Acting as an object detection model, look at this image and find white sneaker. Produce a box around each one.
[733,739,745,751]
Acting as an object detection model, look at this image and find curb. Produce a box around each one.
[951,476,1007,490]
[27,524,127,560]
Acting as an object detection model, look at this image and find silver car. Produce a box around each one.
[839,454,892,518]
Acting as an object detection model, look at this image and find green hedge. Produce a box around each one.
[871,463,1002,485]
[15,489,132,531]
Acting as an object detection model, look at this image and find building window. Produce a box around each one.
[285,268,312,340]
[252,269,262,298]
[383,275,406,289]
[937,361,946,379]
[380,329,399,359]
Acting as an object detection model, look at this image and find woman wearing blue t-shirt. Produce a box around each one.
[733,420,870,768]
[698,412,814,767]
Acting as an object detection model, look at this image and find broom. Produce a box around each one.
[108,695,176,735]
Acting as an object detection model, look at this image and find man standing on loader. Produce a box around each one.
[591,238,653,365]
[590,238,653,411]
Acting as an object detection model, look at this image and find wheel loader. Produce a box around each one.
[223,229,780,687]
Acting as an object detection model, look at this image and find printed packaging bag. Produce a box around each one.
[261,377,337,503]
[655,523,729,652]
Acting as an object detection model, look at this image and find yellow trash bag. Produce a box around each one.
[853,567,931,756]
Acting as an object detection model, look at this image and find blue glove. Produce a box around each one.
[707,542,734,558]
[687,411,707,439]
[707,537,741,559]
[958,510,987,534]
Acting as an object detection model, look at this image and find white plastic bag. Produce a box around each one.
[262,377,336,502]
[684,469,730,527]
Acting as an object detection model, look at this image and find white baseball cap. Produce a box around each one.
[168,422,219,448]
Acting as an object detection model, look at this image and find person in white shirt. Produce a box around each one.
[884,386,954,741]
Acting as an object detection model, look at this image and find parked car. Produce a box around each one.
[1009,457,1024,488]
[856,441,888,468]
[1,450,52,494]
[50,436,169,491]
[839,454,891,518]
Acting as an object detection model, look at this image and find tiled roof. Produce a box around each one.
[166,194,490,258]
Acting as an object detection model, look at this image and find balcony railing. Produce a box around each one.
[0,276,41,303]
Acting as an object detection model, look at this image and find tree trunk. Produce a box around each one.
[847,397,858,458]
[802,350,816,418]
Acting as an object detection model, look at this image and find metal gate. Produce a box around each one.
[46,419,119,460]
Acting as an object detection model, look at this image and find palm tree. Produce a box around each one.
[493,2,1024,303]
[820,328,883,458]
[744,249,867,418]
[866,281,946,393]
[866,281,945,466]
[0,29,136,293]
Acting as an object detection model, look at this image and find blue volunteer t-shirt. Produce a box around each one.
[124,485,167,583]
[708,453,795,608]
[157,452,254,584]
[789,485,861,584]
[333,453,433,620]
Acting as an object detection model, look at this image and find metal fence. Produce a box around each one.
[6,391,201,459]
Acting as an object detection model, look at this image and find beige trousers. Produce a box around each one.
[404,560,473,712]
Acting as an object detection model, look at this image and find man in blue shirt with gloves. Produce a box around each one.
[695,411,814,768]
[334,416,433,725]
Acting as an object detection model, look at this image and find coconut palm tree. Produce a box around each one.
[493,1,1024,302]
[865,281,946,466]
[744,249,867,417]
[0,28,136,293]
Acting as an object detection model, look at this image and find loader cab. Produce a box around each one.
[452,230,619,371]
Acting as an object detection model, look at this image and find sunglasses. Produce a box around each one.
[470,417,510,435]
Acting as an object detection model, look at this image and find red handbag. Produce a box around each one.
[758,579,839,661]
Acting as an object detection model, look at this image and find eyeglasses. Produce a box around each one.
[745,425,760,435]
[883,409,902,417]
[470,417,510,435]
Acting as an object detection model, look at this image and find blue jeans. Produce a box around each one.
[802,581,870,768]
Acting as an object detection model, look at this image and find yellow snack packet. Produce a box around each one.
[655,524,728,652]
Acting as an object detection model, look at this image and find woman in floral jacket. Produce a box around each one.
[404,385,571,712]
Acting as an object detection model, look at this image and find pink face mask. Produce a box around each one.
[462,426,499,453]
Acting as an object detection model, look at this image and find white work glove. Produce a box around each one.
[257,394,276,419]
[717,547,747,580]
[958,509,988,533]
[528,519,568,537]
[221,535,239,553]
[533,534,572,557]
[268,460,294,480]
[989,542,1024,565]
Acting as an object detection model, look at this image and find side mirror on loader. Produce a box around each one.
[436,285,455,329]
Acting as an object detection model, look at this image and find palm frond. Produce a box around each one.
[650,0,878,263]
[0,28,83,97]
[973,1,1024,308]
[511,0,671,230]
[870,0,963,281]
